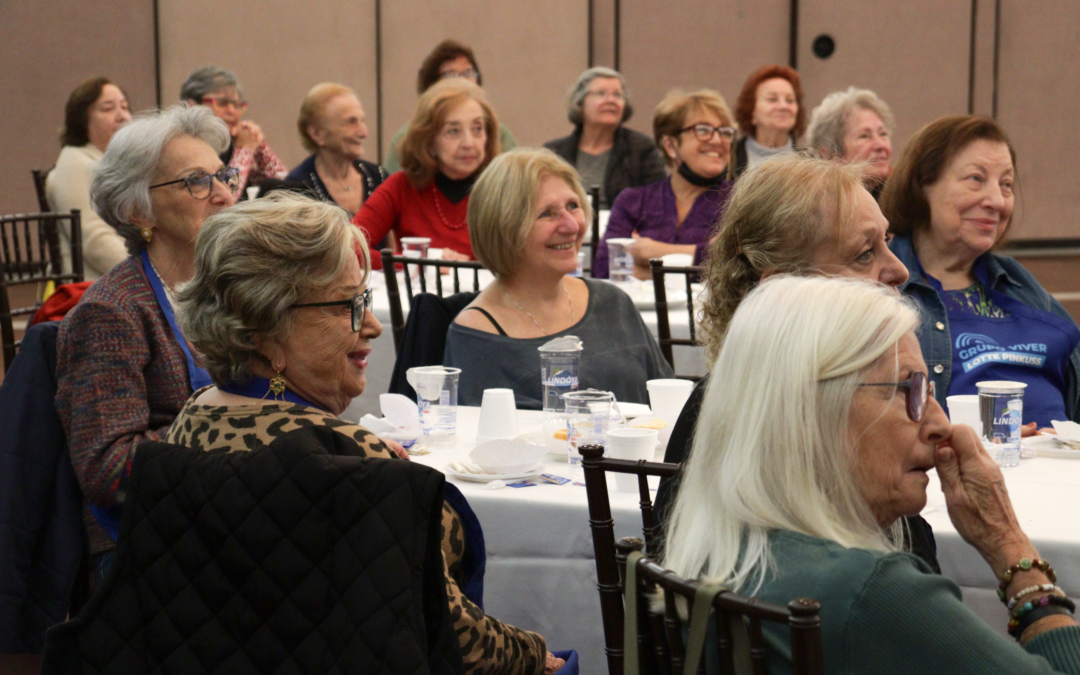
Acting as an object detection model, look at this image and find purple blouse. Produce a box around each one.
[593,177,733,278]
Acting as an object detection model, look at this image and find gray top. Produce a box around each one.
[444,279,673,409]
[576,148,611,209]
[744,135,794,170]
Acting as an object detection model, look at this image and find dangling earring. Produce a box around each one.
[140,227,153,243]
[267,371,286,401]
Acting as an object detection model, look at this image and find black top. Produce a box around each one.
[543,126,666,207]
[655,374,942,572]
[283,156,388,215]
[433,171,477,205]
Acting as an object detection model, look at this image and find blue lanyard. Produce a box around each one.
[140,250,214,391]
[218,375,325,411]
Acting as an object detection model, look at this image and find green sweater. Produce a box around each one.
[382,123,517,174]
[726,530,1080,674]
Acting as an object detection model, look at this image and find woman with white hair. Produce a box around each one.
[664,275,1080,673]
[181,65,287,196]
[55,104,238,583]
[543,67,665,209]
[806,86,895,198]
[445,148,672,408]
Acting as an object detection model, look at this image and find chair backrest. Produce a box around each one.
[0,210,83,369]
[380,248,485,355]
[580,443,681,675]
[32,169,53,212]
[588,185,601,277]
[621,539,824,675]
[649,258,704,382]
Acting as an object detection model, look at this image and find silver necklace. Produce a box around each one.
[499,281,575,336]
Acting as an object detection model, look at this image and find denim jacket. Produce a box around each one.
[889,234,1080,421]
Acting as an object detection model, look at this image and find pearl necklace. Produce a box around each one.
[499,281,575,336]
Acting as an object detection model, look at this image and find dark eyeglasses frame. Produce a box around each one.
[201,96,248,111]
[289,288,373,332]
[149,167,241,199]
[679,124,737,142]
[858,371,936,422]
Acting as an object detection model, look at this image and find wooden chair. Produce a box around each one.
[649,258,704,382]
[379,248,484,355]
[0,210,83,369]
[620,538,824,675]
[32,168,53,212]
[588,185,601,277]
[580,443,682,675]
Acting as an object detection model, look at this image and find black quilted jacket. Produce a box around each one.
[41,426,464,675]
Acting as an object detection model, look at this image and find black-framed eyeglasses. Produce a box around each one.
[679,124,737,142]
[149,167,241,199]
[858,371,936,422]
[289,288,373,332]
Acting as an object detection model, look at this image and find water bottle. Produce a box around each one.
[538,336,583,418]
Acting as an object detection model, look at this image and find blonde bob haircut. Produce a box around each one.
[175,192,369,386]
[700,155,867,363]
[806,86,895,159]
[297,82,357,154]
[468,147,591,279]
[399,78,500,188]
[653,88,735,169]
[663,274,921,594]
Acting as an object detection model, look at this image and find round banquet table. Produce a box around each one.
[402,406,1080,673]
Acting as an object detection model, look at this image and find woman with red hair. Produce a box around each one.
[730,65,806,179]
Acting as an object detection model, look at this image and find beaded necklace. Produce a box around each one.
[431,183,469,230]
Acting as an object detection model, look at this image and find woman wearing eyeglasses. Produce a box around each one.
[55,105,241,584]
[181,65,287,197]
[170,190,563,675]
[544,67,664,212]
[593,89,734,279]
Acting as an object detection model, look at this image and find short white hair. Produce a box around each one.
[663,274,920,593]
[566,67,633,126]
[91,104,230,255]
[806,87,895,159]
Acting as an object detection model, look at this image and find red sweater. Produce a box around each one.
[352,172,474,270]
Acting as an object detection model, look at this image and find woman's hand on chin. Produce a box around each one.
[935,424,1032,571]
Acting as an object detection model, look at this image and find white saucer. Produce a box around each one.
[444,462,545,483]
[1026,435,1080,459]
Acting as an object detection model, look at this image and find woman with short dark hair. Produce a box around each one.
[45,76,132,279]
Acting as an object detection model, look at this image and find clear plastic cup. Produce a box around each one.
[564,389,614,479]
[539,336,583,419]
[607,238,636,283]
[406,366,460,447]
[977,381,1027,468]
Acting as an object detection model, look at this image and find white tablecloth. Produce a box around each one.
[404,406,1080,672]
[344,271,707,421]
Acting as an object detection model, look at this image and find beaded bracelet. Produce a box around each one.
[997,558,1056,602]
[1008,600,1075,638]
[1008,584,1062,610]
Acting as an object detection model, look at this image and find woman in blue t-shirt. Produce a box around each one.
[883,115,1080,428]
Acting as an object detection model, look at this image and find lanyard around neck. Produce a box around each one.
[140,249,213,391]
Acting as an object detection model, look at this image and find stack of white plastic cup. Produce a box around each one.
[605,428,659,492]
[646,379,694,443]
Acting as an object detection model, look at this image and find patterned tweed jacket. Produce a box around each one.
[55,256,192,556]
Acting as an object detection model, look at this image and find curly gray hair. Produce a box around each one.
[180,65,242,102]
[90,104,230,256]
[566,66,633,127]
[806,87,895,159]
[174,191,370,386]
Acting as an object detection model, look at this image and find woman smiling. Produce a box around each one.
[444,148,672,408]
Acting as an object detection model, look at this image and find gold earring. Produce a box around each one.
[267,371,286,400]
[140,227,153,243]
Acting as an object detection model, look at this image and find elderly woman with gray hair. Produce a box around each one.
[806,86,895,198]
[664,274,1080,673]
[543,67,665,209]
[55,104,238,581]
[168,190,564,675]
[181,65,287,196]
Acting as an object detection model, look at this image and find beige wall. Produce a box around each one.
[157,0,378,172]
[0,0,156,215]
[4,0,1080,243]
[379,0,588,159]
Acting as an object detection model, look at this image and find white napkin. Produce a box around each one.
[381,393,420,433]
[1051,420,1080,442]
